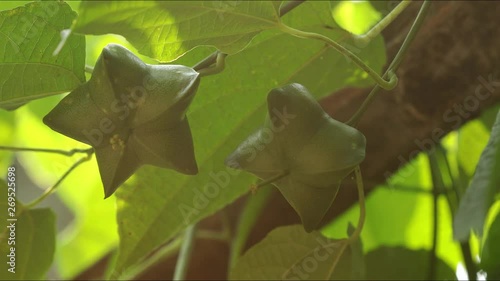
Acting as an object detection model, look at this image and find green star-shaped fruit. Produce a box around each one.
[225,83,366,232]
[44,44,200,198]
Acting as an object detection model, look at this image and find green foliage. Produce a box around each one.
[481,211,500,278]
[0,1,85,109]
[2,1,500,280]
[73,1,281,62]
[8,209,56,280]
[108,2,385,277]
[331,1,382,35]
[454,110,500,240]
[322,153,464,271]
[0,181,56,280]
[364,246,456,280]
[230,225,346,280]
[12,100,118,280]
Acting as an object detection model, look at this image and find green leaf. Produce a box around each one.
[111,2,386,277]
[457,120,491,178]
[481,211,500,279]
[322,153,463,271]
[365,246,456,280]
[230,225,346,280]
[454,109,500,241]
[0,1,86,109]
[480,103,500,129]
[0,181,56,280]
[11,99,118,279]
[0,110,15,171]
[73,1,280,62]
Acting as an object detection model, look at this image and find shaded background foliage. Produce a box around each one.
[0,1,499,280]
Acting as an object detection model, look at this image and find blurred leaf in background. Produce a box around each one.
[481,208,500,279]
[454,109,500,241]
[0,181,56,280]
[230,225,346,280]
[330,0,381,35]
[322,153,462,275]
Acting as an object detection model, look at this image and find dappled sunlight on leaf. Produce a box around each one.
[331,1,381,35]
[74,1,280,62]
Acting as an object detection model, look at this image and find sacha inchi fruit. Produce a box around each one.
[225,83,366,232]
[44,44,200,197]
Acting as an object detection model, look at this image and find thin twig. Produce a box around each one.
[0,146,93,157]
[173,224,197,280]
[348,166,366,244]
[427,151,441,280]
[355,0,413,45]
[436,145,460,210]
[277,22,398,90]
[24,151,93,209]
[436,145,476,280]
[85,65,94,74]
[347,1,431,127]
[196,52,227,77]
[197,229,230,242]
[117,237,184,280]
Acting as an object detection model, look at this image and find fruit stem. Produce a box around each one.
[250,170,290,194]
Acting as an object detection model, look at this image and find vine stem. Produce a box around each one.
[229,187,273,270]
[250,170,290,194]
[427,151,442,281]
[346,1,431,127]
[192,0,305,71]
[354,0,413,45]
[0,146,93,157]
[24,151,93,209]
[348,166,366,244]
[326,166,365,279]
[326,242,348,280]
[277,22,398,90]
[436,145,476,280]
[173,224,197,280]
[85,65,94,74]
[196,52,227,77]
